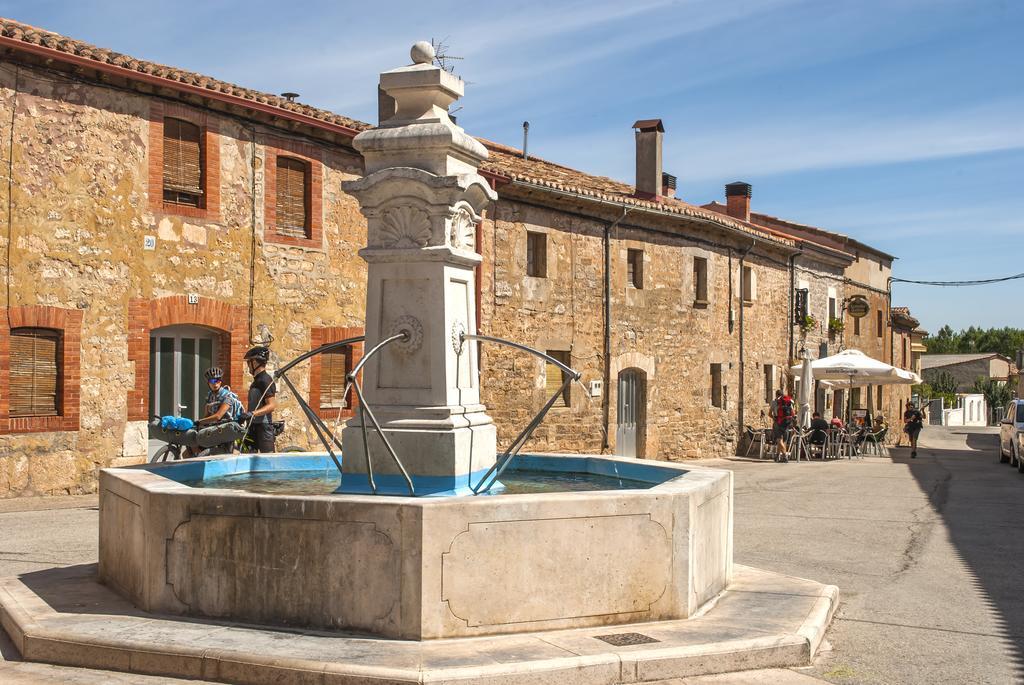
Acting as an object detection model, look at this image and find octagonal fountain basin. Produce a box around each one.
[99,453,733,640]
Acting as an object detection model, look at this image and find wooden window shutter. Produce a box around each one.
[10,328,61,417]
[163,118,203,205]
[545,351,570,407]
[320,350,349,409]
[276,157,309,234]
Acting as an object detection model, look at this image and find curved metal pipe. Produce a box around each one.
[460,332,582,494]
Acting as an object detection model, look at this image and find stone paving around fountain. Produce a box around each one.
[0,562,835,685]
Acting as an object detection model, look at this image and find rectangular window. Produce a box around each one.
[276,157,310,235]
[526,231,547,278]
[828,297,837,323]
[854,316,861,336]
[763,364,774,404]
[877,309,883,338]
[877,386,883,411]
[9,328,61,417]
[902,337,908,368]
[741,266,754,303]
[711,363,723,408]
[162,118,203,207]
[693,256,708,304]
[851,387,862,409]
[545,350,571,407]
[320,349,350,409]
[627,249,643,289]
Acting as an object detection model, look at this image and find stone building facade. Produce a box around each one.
[0,19,915,496]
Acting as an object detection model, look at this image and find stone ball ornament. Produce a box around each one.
[410,41,435,65]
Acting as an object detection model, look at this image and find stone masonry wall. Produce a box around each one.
[0,64,368,496]
[480,193,795,461]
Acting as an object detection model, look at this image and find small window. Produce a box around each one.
[877,310,883,338]
[276,157,309,235]
[162,118,203,207]
[854,316,861,336]
[877,386,883,411]
[627,249,643,289]
[10,328,61,417]
[710,363,723,408]
[741,266,755,302]
[828,297,837,322]
[319,349,350,409]
[545,350,571,407]
[526,231,547,278]
[851,387,862,409]
[763,364,774,404]
[693,256,708,304]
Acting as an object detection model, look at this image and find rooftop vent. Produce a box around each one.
[632,119,664,200]
[280,92,300,102]
[662,172,677,199]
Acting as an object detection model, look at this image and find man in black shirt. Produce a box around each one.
[243,346,278,453]
[903,401,924,458]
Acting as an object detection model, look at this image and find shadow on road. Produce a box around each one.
[902,429,1024,681]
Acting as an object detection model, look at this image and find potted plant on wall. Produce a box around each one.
[828,317,845,335]
[799,314,816,335]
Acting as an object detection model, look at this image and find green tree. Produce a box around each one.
[931,371,958,395]
[924,325,1024,360]
[973,377,1013,417]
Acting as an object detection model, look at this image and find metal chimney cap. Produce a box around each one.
[280,92,300,102]
[632,119,664,132]
[725,181,752,197]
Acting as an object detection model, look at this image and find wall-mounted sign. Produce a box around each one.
[847,295,870,318]
[793,288,809,323]
[187,293,200,305]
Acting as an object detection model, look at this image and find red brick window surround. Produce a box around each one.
[127,296,247,422]
[309,327,363,420]
[148,102,221,221]
[0,306,82,434]
[264,137,323,249]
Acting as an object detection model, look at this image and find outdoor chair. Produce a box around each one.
[743,425,772,459]
[862,426,889,456]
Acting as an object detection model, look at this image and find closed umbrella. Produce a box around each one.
[798,348,814,429]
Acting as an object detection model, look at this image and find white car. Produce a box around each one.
[999,399,1024,471]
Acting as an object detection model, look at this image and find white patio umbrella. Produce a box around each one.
[790,349,922,421]
[797,348,814,429]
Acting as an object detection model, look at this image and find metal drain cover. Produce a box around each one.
[594,632,660,646]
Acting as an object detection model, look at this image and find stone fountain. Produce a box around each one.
[0,41,837,685]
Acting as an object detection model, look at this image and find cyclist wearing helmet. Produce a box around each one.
[198,367,245,455]
[243,346,277,452]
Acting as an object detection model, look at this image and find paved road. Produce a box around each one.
[0,426,1020,684]
[708,425,1023,684]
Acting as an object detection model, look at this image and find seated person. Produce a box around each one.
[809,412,830,445]
[197,367,245,455]
[830,416,845,430]
[873,414,887,433]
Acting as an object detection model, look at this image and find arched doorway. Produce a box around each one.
[148,325,221,421]
[616,368,646,458]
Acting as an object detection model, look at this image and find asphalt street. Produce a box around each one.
[712,425,1022,684]
[0,425,1019,684]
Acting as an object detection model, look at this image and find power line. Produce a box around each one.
[891,272,1024,287]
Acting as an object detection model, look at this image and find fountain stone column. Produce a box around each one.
[341,42,498,495]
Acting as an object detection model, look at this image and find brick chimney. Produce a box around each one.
[633,119,664,200]
[661,172,677,199]
[725,181,752,222]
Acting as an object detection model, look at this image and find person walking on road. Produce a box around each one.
[771,389,796,463]
[903,401,924,458]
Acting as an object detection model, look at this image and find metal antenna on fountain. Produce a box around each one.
[430,37,463,74]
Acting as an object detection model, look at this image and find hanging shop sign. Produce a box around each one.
[847,295,870,318]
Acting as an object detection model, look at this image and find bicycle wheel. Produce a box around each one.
[150,444,180,463]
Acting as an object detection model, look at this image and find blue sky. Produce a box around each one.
[5,0,1022,333]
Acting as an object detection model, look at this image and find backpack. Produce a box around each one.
[777,396,795,422]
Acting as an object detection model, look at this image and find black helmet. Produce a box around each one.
[244,346,271,364]
[204,366,224,381]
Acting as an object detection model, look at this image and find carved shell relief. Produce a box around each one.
[448,207,476,251]
[375,206,432,249]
